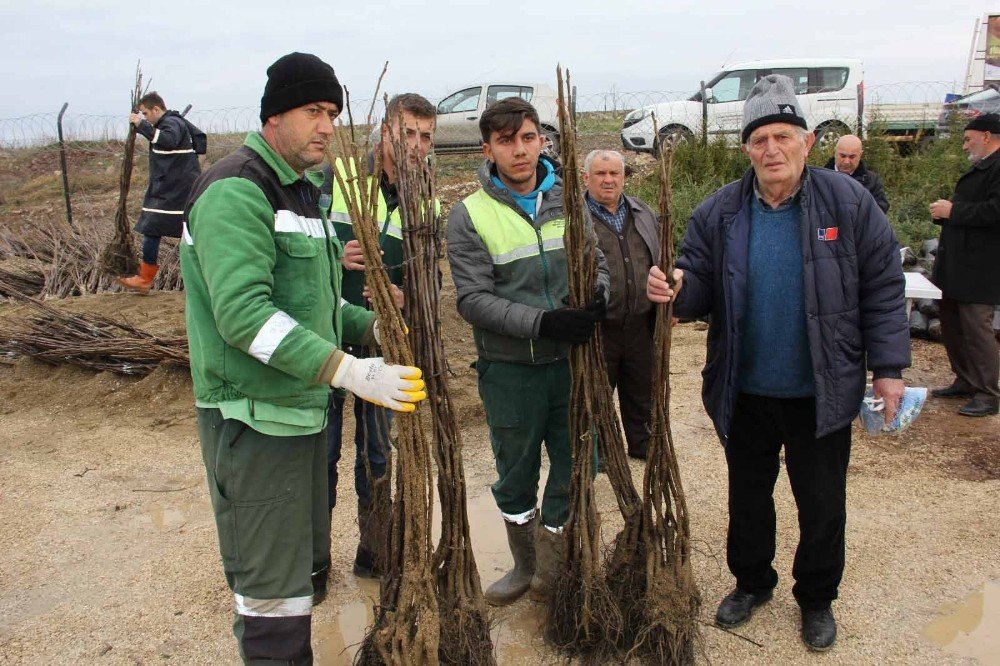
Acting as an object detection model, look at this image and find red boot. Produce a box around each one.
[118,262,158,293]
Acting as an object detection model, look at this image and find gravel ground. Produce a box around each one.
[0,291,997,665]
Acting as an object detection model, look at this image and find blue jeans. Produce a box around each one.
[141,234,161,265]
[326,390,391,512]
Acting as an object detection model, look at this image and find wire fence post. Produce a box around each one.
[856,82,865,137]
[56,102,74,230]
[700,80,708,147]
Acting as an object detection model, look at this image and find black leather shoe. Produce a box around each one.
[352,545,381,579]
[959,396,1000,417]
[932,383,975,399]
[801,608,837,651]
[715,588,773,628]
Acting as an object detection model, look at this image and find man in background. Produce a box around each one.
[582,149,659,460]
[929,113,1000,417]
[120,92,202,292]
[321,92,437,578]
[824,134,889,213]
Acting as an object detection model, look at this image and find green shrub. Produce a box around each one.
[628,132,969,250]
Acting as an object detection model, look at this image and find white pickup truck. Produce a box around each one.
[433,82,561,154]
[620,58,940,154]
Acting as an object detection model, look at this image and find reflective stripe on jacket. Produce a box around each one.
[447,156,610,364]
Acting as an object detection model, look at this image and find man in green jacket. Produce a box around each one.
[320,93,436,579]
[180,52,426,665]
[446,97,609,606]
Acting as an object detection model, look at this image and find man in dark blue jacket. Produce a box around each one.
[648,75,910,652]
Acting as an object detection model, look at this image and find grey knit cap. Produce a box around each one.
[741,74,808,143]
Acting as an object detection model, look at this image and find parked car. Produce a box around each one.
[620,58,864,154]
[936,86,1000,138]
[434,82,561,155]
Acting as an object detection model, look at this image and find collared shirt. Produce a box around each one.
[753,173,804,211]
[585,192,628,233]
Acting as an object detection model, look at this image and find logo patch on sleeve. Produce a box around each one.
[817,226,839,241]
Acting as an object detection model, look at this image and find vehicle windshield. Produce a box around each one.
[688,71,729,102]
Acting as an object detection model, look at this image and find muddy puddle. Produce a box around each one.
[923,580,1000,664]
[314,486,556,665]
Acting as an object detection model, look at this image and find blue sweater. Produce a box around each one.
[738,197,814,397]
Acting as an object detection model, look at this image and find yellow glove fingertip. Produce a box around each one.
[402,390,427,403]
[400,366,423,380]
[396,402,416,413]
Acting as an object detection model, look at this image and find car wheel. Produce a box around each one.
[541,127,560,158]
[814,121,851,148]
[653,125,692,157]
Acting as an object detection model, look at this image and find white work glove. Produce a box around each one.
[331,354,426,413]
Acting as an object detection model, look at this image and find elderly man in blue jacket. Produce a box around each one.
[648,75,909,652]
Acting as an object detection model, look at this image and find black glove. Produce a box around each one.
[538,307,598,344]
[586,289,607,321]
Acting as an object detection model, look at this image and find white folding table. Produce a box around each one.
[904,272,942,315]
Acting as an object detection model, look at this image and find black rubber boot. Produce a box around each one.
[311,565,330,606]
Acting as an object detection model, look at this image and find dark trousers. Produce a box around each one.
[197,408,328,665]
[141,234,161,265]
[326,391,391,512]
[477,358,572,528]
[939,298,1000,399]
[725,394,851,611]
[601,314,654,454]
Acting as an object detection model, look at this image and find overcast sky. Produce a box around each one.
[0,0,990,118]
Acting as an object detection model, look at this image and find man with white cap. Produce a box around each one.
[647,74,909,651]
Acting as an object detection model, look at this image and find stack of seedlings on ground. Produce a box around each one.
[101,62,145,277]
[625,142,701,664]
[330,78,441,666]
[388,106,495,666]
[0,292,188,375]
[1,219,183,298]
[545,66,622,660]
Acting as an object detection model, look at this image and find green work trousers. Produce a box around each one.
[197,407,329,665]
[476,358,572,528]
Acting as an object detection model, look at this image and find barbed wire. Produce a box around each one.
[0,82,963,152]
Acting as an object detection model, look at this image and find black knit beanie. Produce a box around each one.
[260,52,343,124]
[966,113,1000,134]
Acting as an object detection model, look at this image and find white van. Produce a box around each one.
[620,58,863,153]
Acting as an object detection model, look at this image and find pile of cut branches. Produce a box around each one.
[0,218,182,298]
[389,106,494,666]
[0,258,46,298]
[0,294,188,375]
[331,77,440,666]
